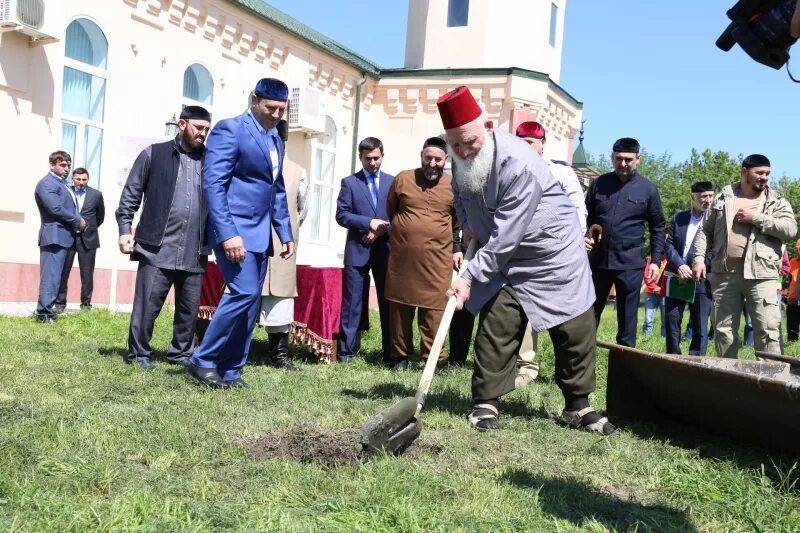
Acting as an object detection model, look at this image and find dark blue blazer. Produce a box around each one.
[34,173,80,248]
[203,112,292,254]
[335,169,394,267]
[665,209,712,294]
[585,171,665,270]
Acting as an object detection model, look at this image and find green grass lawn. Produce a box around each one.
[0,305,798,532]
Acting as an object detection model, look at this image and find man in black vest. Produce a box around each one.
[116,106,211,369]
[55,167,105,312]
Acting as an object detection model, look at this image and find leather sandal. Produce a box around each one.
[557,406,616,436]
[468,403,500,433]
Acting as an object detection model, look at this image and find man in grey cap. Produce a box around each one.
[189,78,295,389]
[117,105,212,370]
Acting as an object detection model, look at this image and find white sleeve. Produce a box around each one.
[550,162,587,235]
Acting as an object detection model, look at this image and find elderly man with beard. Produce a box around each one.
[692,155,796,358]
[117,106,212,370]
[663,181,715,355]
[439,86,614,435]
[384,137,459,370]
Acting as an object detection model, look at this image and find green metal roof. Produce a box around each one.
[229,0,382,75]
[572,140,589,166]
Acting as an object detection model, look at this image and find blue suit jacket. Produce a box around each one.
[335,169,394,267]
[665,209,712,294]
[34,173,80,248]
[203,112,292,254]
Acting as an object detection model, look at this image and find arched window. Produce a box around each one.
[61,18,107,188]
[182,63,213,107]
[309,116,337,242]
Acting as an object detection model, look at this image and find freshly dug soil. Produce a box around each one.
[245,423,441,467]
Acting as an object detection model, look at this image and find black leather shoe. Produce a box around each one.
[226,377,249,388]
[53,305,66,315]
[188,364,229,389]
[36,316,56,324]
[128,356,156,370]
[390,357,409,371]
[80,304,92,311]
[266,355,300,371]
[168,356,192,367]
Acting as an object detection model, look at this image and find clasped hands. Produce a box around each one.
[361,219,388,244]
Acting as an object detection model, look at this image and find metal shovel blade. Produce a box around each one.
[360,396,421,455]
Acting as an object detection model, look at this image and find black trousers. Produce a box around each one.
[787,304,800,342]
[127,262,202,362]
[665,292,712,355]
[448,308,476,365]
[592,267,644,347]
[56,239,97,307]
[472,285,596,403]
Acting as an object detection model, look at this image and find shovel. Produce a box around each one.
[360,240,478,455]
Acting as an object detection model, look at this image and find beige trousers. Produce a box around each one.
[516,325,539,381]
[711,272,781,358]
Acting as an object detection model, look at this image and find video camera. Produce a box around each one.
[717,0,798,69]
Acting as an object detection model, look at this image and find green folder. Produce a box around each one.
[662,275,696,304]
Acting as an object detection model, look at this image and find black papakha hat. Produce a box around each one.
[180,105,211,121]
[612,137,640,154]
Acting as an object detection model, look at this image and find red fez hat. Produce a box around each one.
[437,86,482,130]
[515,121,546,140]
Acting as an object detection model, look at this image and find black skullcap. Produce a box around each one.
[423,136,448,153]
[276,120,289,142]
[180,105,211,122]
[612,137,640,154]
[742,154,771,168]
[691,181,714,193]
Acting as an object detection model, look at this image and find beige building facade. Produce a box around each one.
[0,0,582,310]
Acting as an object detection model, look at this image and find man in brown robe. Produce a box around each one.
[385,137,460,370]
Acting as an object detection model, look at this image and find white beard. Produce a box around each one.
[451,131,495,194]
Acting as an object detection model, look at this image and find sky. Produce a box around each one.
[264,0,800,178]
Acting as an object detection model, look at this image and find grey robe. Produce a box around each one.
[453,128,595,332]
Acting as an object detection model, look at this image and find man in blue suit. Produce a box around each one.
[664,181,715,355]
[34,151,85,323]
[335,137,394,365]
[189,78,294,389]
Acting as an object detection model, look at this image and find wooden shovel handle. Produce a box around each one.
[415,239,478,405]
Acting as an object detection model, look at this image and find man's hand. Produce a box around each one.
[118,234,134,254]
[453,252,464,271]
[446,277,471,311]
[645,262,661,284]
[584,236,594,253]
[735,208,754,225]
[369,219,388,237]
[280,242,295,260]
[78,218,87,232]
[692,262,706,281]
[361,230,377,245]
[223,236,247,263]
[677,264,693,281]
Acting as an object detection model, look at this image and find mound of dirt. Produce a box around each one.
[245,423,441,467]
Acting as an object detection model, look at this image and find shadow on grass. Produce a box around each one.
[341,382,549,421]
[619,416,800,493]
[501,469,697,532]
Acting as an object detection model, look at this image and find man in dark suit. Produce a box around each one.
[117,106,211,370]
[664,181,715,355]
[55,168,105,312]
[189,79,294,389]
[34,151,85,323]
[335,137,394,365]
[585,137,666,347]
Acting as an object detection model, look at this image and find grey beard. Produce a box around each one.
[451,132,495,194]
